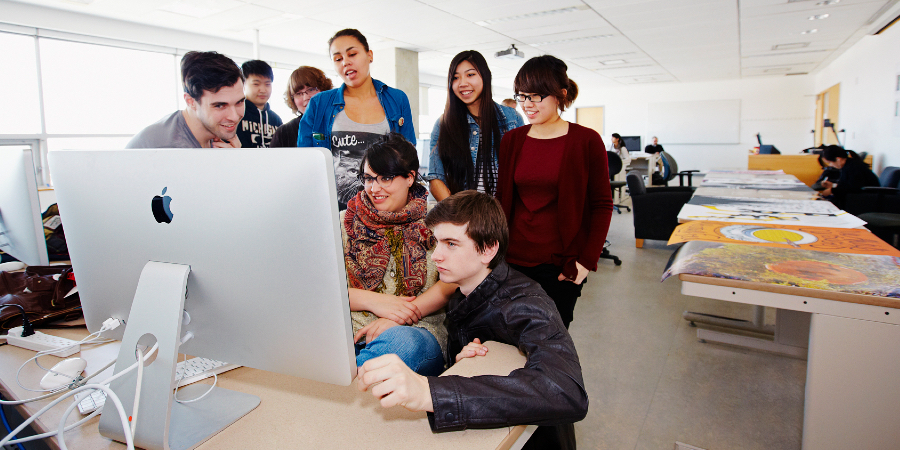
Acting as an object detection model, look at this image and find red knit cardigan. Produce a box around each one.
[496,123,613,279]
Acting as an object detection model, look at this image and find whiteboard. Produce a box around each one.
[648,99,740,144]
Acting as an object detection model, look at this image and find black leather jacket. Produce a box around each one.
[426,261,589,432]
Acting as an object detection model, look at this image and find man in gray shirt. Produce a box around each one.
[127,51,245,149]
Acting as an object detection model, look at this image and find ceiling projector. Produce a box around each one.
[495,44,524,60]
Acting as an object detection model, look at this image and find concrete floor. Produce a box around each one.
[568,210,807,450]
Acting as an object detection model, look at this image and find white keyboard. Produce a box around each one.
[73,357,241,414]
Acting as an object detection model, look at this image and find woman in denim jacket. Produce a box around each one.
[298,28,416,209]
[427,51,524,201]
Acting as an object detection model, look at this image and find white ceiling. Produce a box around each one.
[8,0,899,89]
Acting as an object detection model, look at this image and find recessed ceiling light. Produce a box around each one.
[800,29,818,34]
[816,0,839,5]
[600,59,626,65]
[532,35,614,46]
[475,5,590,26]
[809,14,830,20]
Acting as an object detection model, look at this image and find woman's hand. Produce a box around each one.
[558,261,589,285]
[354,318,400,344]
[369,293,422,325]
[455,338,488,363]
[821,180,833,189]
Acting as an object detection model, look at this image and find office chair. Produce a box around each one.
[607,151,630,214]
[843,166,900,216]
[658,151,700,187]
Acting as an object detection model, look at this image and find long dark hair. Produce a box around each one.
[437,50,503,195]
[822,145,866,167]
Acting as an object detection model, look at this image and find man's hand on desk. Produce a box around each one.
[455,338,488,363]
[357,354,433,412]
[354,318,399,344]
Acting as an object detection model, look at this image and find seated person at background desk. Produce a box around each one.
[818,145,879,208]
[811,153,840,192]
[127,51,244,149]
[608,132,631,167]
[357,191,588,449]
[644,136,663,154]
[345,133,456,376]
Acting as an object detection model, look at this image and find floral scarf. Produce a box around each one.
[343,183,435,296]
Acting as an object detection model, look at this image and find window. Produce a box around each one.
[0,33,42,134]
[40,39,178,135]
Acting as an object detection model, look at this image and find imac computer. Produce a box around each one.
[0,147,50,266]
[49,147,356,450]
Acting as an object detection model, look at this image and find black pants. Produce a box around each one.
[508,263,585,329]
[509,263,583,449]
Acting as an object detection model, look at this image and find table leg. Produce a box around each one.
[802,314,900,450]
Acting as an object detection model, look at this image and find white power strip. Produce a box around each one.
[6,326,81,357]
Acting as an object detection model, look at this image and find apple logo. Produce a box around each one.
[151,187,174,224]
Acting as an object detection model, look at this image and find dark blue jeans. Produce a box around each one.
[355,325,444,376]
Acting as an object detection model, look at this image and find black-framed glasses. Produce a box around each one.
[293,87,320,98]
[357,174,397,187]
[514,93,546,103]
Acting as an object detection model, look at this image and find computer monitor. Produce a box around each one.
[621,136,642,152]
[0,147,50,266]
[49,147,356,449]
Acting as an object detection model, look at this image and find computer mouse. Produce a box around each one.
[40,357,87,390]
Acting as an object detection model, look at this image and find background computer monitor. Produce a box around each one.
[621,136,642,152]
[49,147,356,385]
[0,147,50,266]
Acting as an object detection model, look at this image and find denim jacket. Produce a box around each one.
[427,102,524,184]
[297,78,416,148]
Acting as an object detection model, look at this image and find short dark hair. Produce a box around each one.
[241,60,274,81]
[181,51,244,101]
[425,191,508,269]
[359,133,419,179]
[513,55,578,111]
[328,28,370,53]
[612,133,621,140]
[284,66,333,113]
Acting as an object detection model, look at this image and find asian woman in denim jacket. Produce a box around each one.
[427,51,524,201]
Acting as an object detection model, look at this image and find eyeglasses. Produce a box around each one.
[357,174,397,187]
[514,93,546,103]
[293,87,320,99]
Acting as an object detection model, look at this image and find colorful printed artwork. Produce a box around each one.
[677,203,866,228]
[693,187,818,200]
[662,241,900,298]
[687,196,839,214]
[668,221,900,256]
[700,173,811,191]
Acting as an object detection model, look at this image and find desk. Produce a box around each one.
[1,328,532,450]
[626,152,659,186]
[748,154,874,187]
[679,274,900,450]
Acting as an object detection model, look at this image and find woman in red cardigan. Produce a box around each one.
[496,55,613,329]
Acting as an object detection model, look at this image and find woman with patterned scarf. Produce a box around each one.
[343,133,456,376]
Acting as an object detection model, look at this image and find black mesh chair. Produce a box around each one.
[607,151,630,214]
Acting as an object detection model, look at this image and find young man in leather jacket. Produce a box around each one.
[356,190,588,449]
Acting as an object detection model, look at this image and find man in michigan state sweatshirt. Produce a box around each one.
[237,60,283,148]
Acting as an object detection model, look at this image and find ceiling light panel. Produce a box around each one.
[473,5,590,26]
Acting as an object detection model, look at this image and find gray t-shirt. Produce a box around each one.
[126,111,202,149]
[331,110,389,210]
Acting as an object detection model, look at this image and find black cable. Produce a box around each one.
[0,304,35,337]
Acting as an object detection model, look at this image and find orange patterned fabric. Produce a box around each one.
[343,183,435,296]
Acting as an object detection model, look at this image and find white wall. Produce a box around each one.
[815,23,900,173]
[570,76,817,172]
